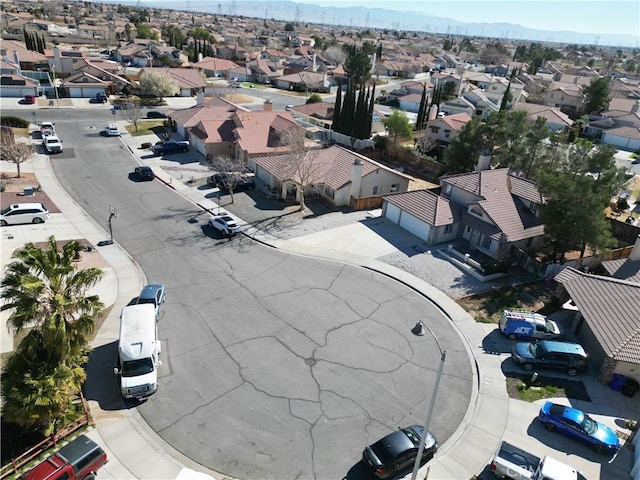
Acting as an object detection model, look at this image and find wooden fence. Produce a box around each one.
[0,394,91,479]
[349,195,383,211]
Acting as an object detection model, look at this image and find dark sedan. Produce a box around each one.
[134,166,155,181]
[538,402,620,455]
[363,425,438,479]
[147,111,167,119]
[151,141,189,155]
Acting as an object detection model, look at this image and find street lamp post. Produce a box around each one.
[410,321,446,480]
[51,64,60,108]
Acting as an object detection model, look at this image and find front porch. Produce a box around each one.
[438,242,510,282]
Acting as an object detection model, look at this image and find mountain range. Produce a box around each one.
[120,0,639,48]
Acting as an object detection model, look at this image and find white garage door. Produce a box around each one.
[384,202,401,223]
[399,211,430,240]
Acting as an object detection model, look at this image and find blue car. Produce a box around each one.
[538,402,620,455]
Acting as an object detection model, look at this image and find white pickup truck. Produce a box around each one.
[490,441,586,480]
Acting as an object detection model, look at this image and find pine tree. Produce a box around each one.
[332,80,343,132]
[415,85,428,131]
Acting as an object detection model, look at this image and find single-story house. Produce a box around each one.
[250,144,412,207]
[601,126,640,152]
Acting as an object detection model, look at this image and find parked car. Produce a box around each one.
[136,283,166,319]
[21,434,108,480]
[147,111,167,119]
[134,166,155,181]
[538,402,620,455]
[209,173,255,192]
[1,203,49,226]
[499,309,562,340]
[151,140,189,155]
[363,425,438,479]
[95,92,108,103]
[511,340,588,376]
[209,215,240,236]
[43,134,63,154]
[104,124,120,136]
[23,95,36,104]
[40,121,55,137]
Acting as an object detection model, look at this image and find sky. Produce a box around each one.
[294,0,640,37]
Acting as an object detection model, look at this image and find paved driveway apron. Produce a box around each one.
[51,119,473,479]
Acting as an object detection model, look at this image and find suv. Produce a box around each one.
[136,283,166,319]
[1,203,49,226]
[20,434,108,480]
[95,92,108,103]
[151,140,189,155]
[44,134,63,153]
[511,340,589,376]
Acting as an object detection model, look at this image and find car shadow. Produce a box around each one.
[481,328,512,355]
[342,460,373,480]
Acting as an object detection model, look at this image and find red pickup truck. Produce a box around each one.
[21,434,108,480]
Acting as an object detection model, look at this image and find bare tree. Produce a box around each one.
[120,100,144,132]
[281,127,329,212]
[1,138,35,178]
[208,154,246,204]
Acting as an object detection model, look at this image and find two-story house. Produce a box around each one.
[382,166,545,261]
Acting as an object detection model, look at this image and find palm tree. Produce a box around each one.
[1,236,103,434]
[1,236,104,365]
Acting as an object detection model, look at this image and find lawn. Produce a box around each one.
[505,372,591,402]
[125,120,166,137]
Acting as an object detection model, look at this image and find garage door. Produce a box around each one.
[399,211,430,240]
[384,202,401,223]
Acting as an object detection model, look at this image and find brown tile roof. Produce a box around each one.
[554,267,640,363]
[168,105,236,128]
[194,56,239,71]
[0,39,47,63]
[233,111,299,155]
[289,101,334,119]
[190,119,236,143]
[383,189,455,227]
[513,103,573,127]
[603,126,640,139]
[142,67,207,89]
[253,145,410,189]
[441,113,472,131]
[442,169,544,242]
[61,72,108,87]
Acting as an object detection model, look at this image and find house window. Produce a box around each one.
[445,132,450,138]
[529,202,537,214]
[430,126,440,133]
[373,186,379,195]
[443,184,452,196]
[390,184,399,193]
[550,93,554,98]
[482,235,492,249]
[444,224,453,234]
[526,237,533,248]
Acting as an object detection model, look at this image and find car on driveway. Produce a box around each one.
[362,425,438,479]
[147,111,167,119]
[511,340,588,376]
[134,166,155,181]
[151,140,189,155]
[538,402,620,455]
[209,215,240,236]
[136,284,166,319]
[208,173,255,192]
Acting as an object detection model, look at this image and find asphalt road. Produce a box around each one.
[40,111,473,479]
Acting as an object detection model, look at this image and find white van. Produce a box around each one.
[0,203,49,226]
[114,304,161,399]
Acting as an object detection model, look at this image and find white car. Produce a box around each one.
[44,134,63,153]
[104,124,120,136]
[209,215,240,236]
[40,121,55,137]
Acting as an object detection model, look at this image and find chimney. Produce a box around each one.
[53,46,61,71]
[475,150,492,172]
[632,100,640,114]
[263,99,273,112]
[573,76,579,85]
[12,51,21,75]
[630,235,640,261]
[312,53,316,72]
[196,89,204,105]
[349,158,363,199]
[428,104,438,121]
[198,52,203,62]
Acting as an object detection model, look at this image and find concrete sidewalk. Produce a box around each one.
[2,109,638,480]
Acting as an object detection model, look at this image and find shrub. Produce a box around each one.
[0,116,29,128]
